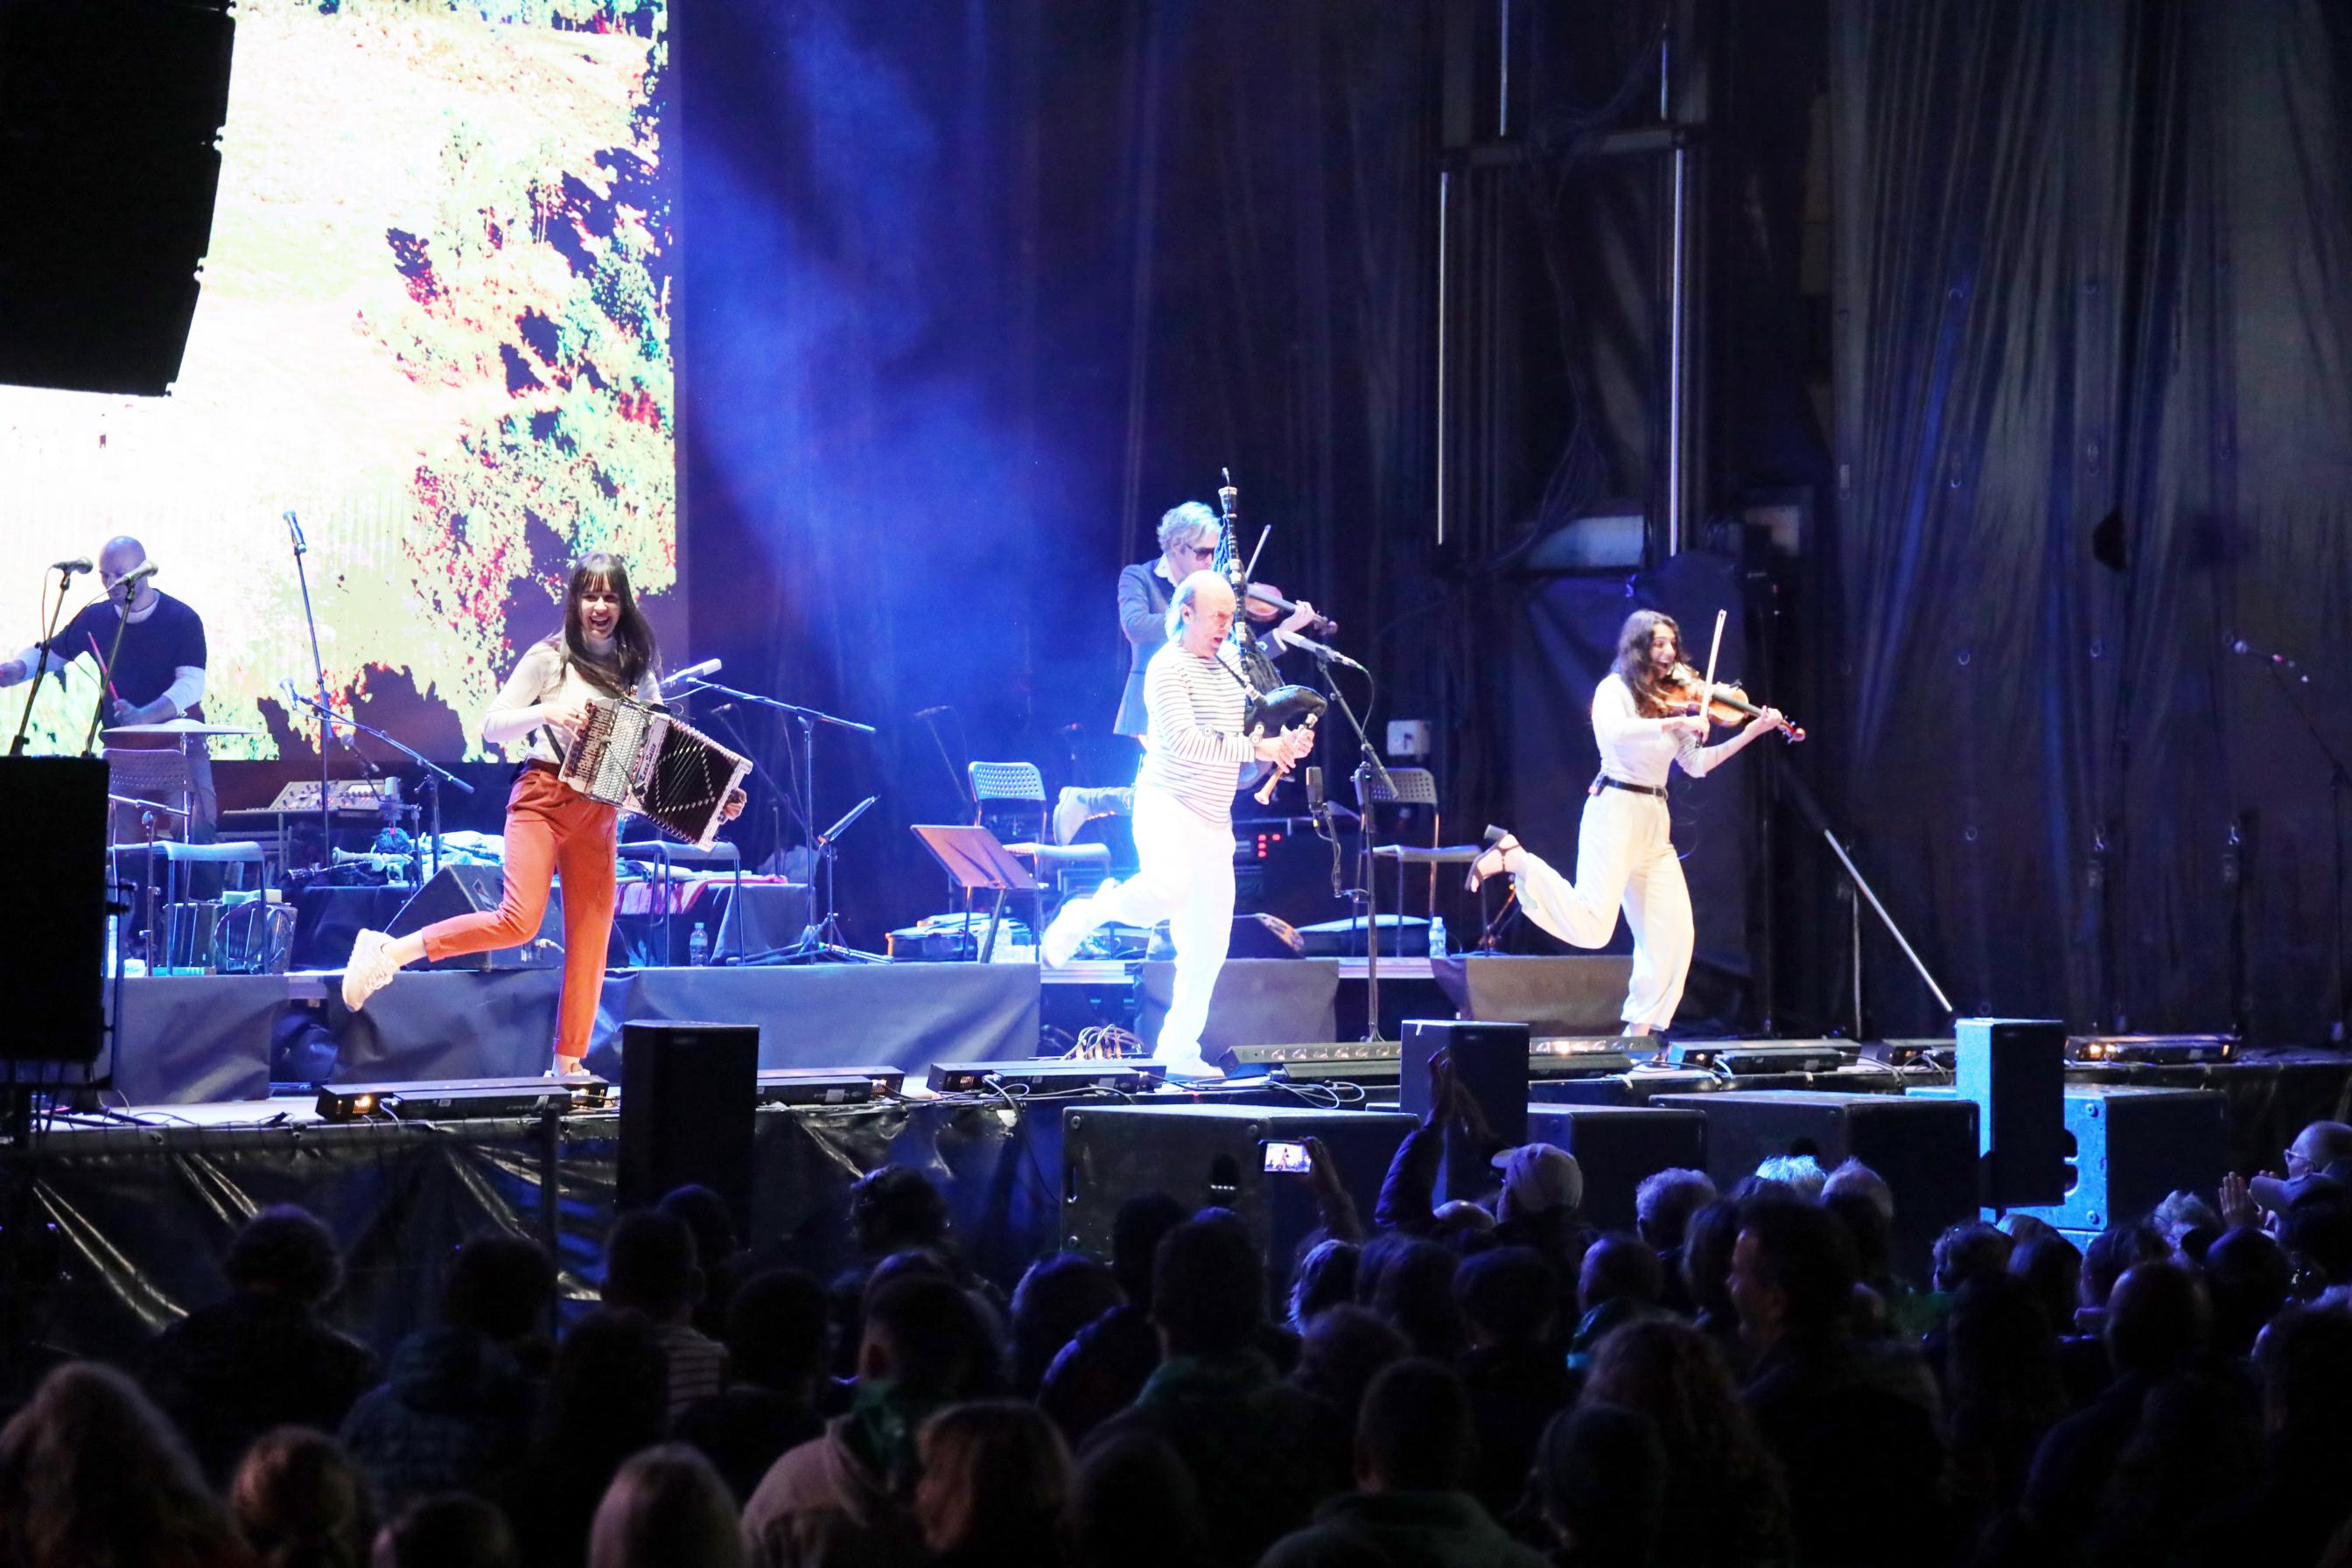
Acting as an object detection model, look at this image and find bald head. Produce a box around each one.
[97,537,154,606]
[1171,570,1236,655]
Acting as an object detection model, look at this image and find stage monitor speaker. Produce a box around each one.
[618,1021,759,1223]
[385,865,562,970]
[0,0,236,396]
[1062,1103,1414,1309]
[2004,1086,2230,1234]
[1432,955,1635,1035]
[1956,1018,2067,1207]
[1654,1089,1980,1285]
[0,758,108,1062]
[1524,1105,1709,1234]
[1138,958,1339,1060]
[1402,1019,1529,1198]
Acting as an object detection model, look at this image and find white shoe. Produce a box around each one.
[1040,900,1093,968]
[340,928,401,1012]
[1154,1051,1226,1083]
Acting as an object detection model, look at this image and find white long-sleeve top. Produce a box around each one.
[1137,639,1256,824]
[482,638,661,765]
[1592,673,1740,788]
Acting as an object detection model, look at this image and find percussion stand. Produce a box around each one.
[281,690,474,876]
[682,682,886,963]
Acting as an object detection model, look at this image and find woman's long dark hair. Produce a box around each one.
[554,553,658,696]
[1614,609,1684,717]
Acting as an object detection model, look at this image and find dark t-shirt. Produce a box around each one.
[58,591,207,710]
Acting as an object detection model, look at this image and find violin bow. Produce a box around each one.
[1698,609,1727,729]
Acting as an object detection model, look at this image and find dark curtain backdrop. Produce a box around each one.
[1829,0,2352,1041]
[677,1,1438,946]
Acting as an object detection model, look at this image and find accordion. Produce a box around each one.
[559,698,752,849]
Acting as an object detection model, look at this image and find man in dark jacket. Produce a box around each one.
[342,1232,554,1510]
[1261,1358,1550,1568]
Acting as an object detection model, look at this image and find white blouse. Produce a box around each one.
[1591,673,1740,788]
[482,638,661,766]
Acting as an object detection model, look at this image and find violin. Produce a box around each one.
[1243,584,1337,638]
[1660,662,1806,743]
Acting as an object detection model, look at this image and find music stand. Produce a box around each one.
[908,824,1037,963]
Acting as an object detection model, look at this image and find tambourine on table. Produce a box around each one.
[561,697,752,849]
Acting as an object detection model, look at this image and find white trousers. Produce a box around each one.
[1054,786,1236,1060]
[1509,788,1694,1030]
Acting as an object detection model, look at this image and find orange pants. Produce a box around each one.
[418,764,616,1062]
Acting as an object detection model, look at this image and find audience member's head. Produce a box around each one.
[1751,1154,1828,1201]
[850,1165,951,1259]
[2256,1122,2352,1216]
[1823,1189,1895,1298]
[1354,1358,1474,1493]
[2205,1228,2292,1360]
[1492,1144,1583,1222]
[372,1494,516,1568]
[1430,1199,1499,1242]
[2081,1222,2167,1312]
[1152,1213,1264,1358]
[441,1233,556,1343]
[231,1426,374,1568]
[1682,1197,1743,1326]
[1454,1246,1558,1347]
[1110,1192,1188,1306]
[1932,1222,2014,1294]
[914,1401,1071,1558]
[599,1209,703,1325]
[1292,1305,1410,1428]
[2255,1306,2352,1450]
[1367,1237,1464,1359]
[227,1203,346,1307]
[1731,1196,1858,1349]
[1583,1315,1786,1545]
[0,1362,244,1568]
[724,1267,830,1395]
[1532,1402,1667,1563]
[536,1310,669,1477]
[2153,1189,2223,1257]
[1064,1432,1210,1568]
[2008,1234,2083,1335]
[1579,1232,1665,1317]
[2282,1194,2352,1292]
[586,1445,742,1568]
[655,1186,741,1303]
[1634,1167,1718,1250]
[862,1275,1002,1400]
[2004,1214,2058,1245]
[1820,1158,1895,1222]
[1945,1273,2065,1417]
[2104,1260,2212,1379]
[1009,1253,1123,1396]
[1287,1238,1359,1330]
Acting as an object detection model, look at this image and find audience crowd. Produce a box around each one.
[9,1082,2352,1568]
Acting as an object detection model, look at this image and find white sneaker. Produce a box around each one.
[1040,900,1093,968]
[340,928,401,1012]
[1154,1050,1226,1083]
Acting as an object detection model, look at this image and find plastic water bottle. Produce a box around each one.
[688,922,710,968]
[1427,915,1447,959]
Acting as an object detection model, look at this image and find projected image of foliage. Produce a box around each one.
[0,0,674,761]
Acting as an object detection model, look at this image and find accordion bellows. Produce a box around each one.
[560,698,752,849]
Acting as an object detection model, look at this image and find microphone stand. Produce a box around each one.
[9,563,83,756]
[1297,644,1393,1040]
[682,680,886,963]
[281,689,473,880]
[80,581,144,758]
[284,514,338,864]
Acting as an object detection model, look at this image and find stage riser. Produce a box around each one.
[95,963,1040,1103]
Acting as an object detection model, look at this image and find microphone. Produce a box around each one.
[662,657,722,690]
[114,562,159,593]
[1279,632,1368,673]
[284,510,306,553]
[51,558,92,575]
[914,705,955,720]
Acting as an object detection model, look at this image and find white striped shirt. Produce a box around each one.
[1138,640,1256,823]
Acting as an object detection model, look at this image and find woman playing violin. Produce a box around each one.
[1466,609,1793,1038]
